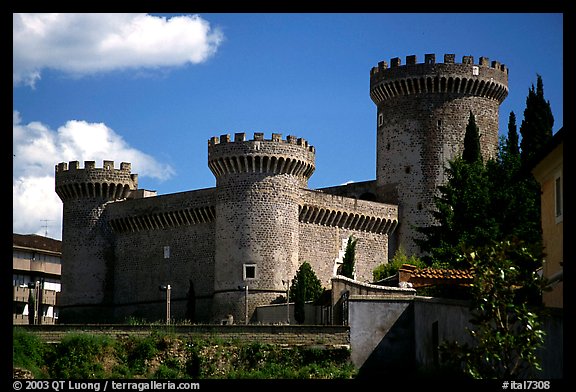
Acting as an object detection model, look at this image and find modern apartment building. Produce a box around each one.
[12,233,62,324]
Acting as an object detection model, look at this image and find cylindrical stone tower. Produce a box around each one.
[55,160,138,322]
[370,53,508,255]
[208,132,315,323]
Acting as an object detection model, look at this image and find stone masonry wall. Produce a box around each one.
[212,172,302,323]
[376,95,501,255]
[55,161,138,323]
[299,224,389,287]
[111,223,215,323]
[107,188,217,323]
[370,54,508,255]
[16,325,350,347]
[60,54,512,324]
[298,189,397,286]
[209,133,316,323]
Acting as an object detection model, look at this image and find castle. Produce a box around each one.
[55,53,508,323]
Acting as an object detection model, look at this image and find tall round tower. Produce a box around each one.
[370,53,508,255]
[208,132,315,323]
[55,160,138,322]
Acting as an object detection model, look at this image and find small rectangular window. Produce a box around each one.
[378,113,384,127]
[243,264,256,280]
[555,174,563,222]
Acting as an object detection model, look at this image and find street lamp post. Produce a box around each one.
[238,285,248,324]
[282,279,290,324]
[159,284,171,325]
[160,246,171,325]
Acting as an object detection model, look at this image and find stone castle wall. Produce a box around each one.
[299,224,389,287]
[106,188,216,322]
[208,133,316,323]
[299,189,397,286]
[370,54,508,254]
[55,52,506,323]
[55,161,138,323]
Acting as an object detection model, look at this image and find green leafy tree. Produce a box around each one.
[440,240,546,379]
[519,74,554,167]
[289,262,323,324]
[416,113,498,266]
[417,83,549,271]
[339,236,357,279]
[485,113,542,259]
[373,246,424,282]
[416,156,496,267]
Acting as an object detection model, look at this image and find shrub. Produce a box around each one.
[373,246,425,281]
[48,333,113,379]
[13,328,50,378]
[123,335,159,375]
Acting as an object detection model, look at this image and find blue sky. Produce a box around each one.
[13,13,564,240]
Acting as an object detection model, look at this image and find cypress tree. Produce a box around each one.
[462,111,482,164]
[519,74,554,166]
[417,78,550,272]
[289,262,323,324]
[340,236,357,279]
[416,111,494,265]
[415,157,495,267]
[505,111,520,157]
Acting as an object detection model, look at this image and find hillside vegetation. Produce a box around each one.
[13,328,356,379]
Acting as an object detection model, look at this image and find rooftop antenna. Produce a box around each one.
[40,219,54,237]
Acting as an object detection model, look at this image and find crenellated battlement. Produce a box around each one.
[370,53,508,75]
[208,132,316,179]
[55,160,133,173]
[370,53,508,104]
[208,132,315,153]
[55,160,138,201]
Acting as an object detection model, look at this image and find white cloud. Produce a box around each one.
[13,13,224,87]
[13,111,175,240]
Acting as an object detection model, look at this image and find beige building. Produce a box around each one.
[531,127,564,308]
[12,234,62,324]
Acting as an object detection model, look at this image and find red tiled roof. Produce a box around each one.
[398,263,473,288]
[13,233,62,254]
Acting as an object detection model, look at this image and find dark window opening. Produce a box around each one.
[244,264,256,280]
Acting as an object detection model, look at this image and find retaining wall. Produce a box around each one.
[14,324,350,347]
